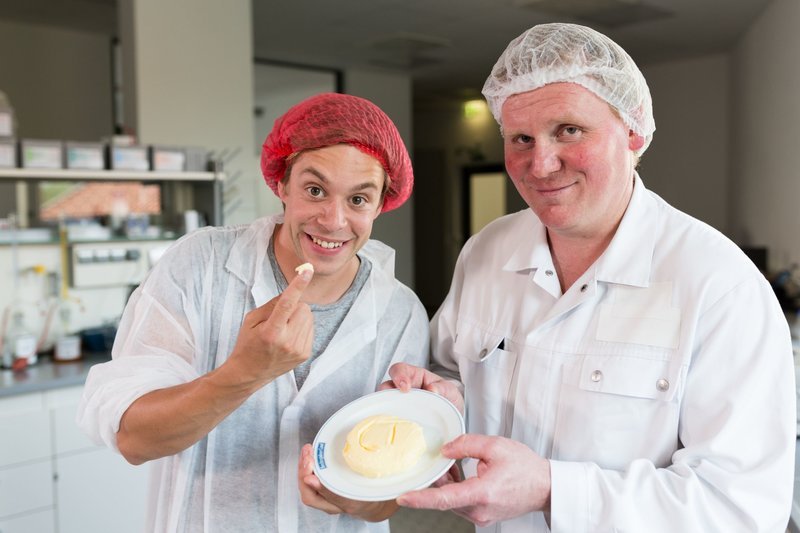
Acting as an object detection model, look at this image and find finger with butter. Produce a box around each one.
[342,414,427,478]
[295,262,314,275]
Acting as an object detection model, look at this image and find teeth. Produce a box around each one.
[312,236,343,249]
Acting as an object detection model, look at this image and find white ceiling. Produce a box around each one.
[0,0,773,102]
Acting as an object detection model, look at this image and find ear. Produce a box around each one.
[628,130,645,152]
[373,198,385,219]
[277,178,288,201]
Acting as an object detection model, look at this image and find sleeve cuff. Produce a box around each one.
[549,460,590,532]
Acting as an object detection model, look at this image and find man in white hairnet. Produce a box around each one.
[388,23,795,532]
[77,93,429,532]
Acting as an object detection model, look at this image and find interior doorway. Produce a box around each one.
[461,163,527,244]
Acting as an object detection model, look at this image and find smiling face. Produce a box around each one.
[501,82,644,243]
[275,144,384,286]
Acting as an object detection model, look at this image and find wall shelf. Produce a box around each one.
[0,168,224,182]
[0,168,226,228]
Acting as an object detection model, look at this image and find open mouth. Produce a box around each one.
[310,235,344,249]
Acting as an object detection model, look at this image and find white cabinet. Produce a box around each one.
[0,461,54,519]
[0,386,148,533]
[0,393,55,531]
[56,448,148,533]
[0,509,56,533]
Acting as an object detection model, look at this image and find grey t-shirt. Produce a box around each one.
[267,238,371,389]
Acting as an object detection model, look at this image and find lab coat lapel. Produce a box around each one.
[295,241,395,398]
[593,174,657,289]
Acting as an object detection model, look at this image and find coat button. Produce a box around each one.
[580,284,588,292]
[479,348,488,358]
[590,370,603,382]
[656,378,670,392]
[545,270,553,276]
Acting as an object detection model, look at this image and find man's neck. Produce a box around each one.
[548,231,613,293]
[549,175,636,292]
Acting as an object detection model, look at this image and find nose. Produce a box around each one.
[530,141,561,178]
[317,199,347,231]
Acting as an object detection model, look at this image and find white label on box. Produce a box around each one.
[113,147,149,170]
[67,147,104,169]
[0,144,13,167]
[24,145,62,169]
[154,151,185,171]
[0,113,11,136]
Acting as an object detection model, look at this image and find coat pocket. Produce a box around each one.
[552,354,683,470]
[454,325,517,439]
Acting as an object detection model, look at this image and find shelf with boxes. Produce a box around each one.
[0,167,219,182]
[0,136,213,174]
[0,163,226,240]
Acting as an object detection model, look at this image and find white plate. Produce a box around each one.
[312,388,464,501]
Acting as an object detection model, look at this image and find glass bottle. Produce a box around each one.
[2,310,37,367]
[53,302,82,362]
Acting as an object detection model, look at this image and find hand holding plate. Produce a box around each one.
[397,434,551,527]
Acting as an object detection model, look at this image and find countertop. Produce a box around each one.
[0,351,110,398]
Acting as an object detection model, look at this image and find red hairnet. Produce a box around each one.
[261,93,413,213]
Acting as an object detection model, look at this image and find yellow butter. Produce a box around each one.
[294,262,314,275]
[342,414,426,478]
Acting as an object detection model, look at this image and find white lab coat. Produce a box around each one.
[432,176,795,532]
[77,214,430,533]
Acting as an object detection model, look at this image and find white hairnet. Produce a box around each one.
[482,23,655,155]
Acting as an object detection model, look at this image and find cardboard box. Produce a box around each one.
[0,138,16,168]
[0,110,12,137]
[65,142,105,170]
[20,139,63,169]
[150,146,185,172]
[108,145,149,171]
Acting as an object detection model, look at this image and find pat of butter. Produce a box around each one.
[294,262,314,275]
[342,414,426,478]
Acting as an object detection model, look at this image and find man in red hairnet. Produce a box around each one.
[78,93,429,532]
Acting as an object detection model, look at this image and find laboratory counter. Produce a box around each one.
[0,351,110,398]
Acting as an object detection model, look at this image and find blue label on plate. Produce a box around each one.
[316,442,327,469]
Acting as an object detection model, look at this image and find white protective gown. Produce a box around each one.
[432,175,795,532]
[78,214,430,533]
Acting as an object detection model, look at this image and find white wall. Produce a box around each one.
[731,0,800,272]
[119,0,257,226]
[640,54,730,233]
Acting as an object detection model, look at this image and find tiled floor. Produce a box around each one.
[389,507,473,532]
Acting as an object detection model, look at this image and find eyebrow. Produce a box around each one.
[299,166,381,193]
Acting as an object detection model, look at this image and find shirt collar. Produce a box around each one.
[500,173,658,288]
[501,209,552,273]
[594,173,658,288]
